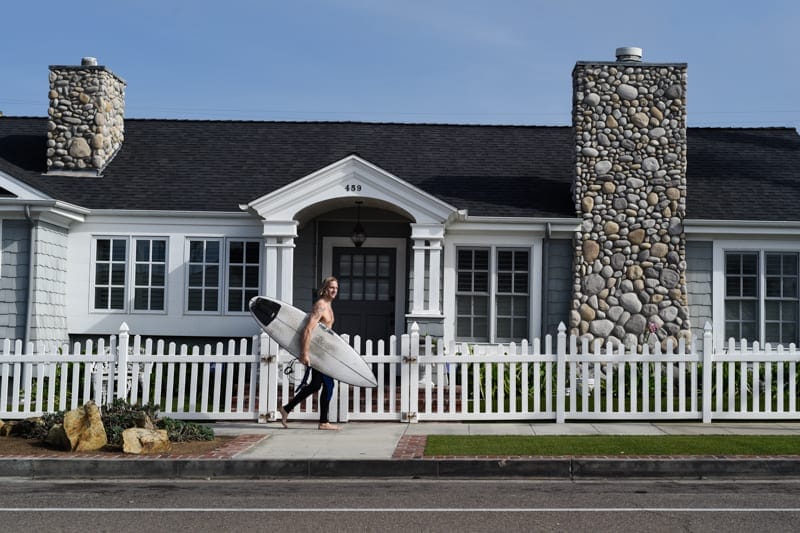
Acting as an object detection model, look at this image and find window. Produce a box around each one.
[496,249,530,340]
[187,238,261,314]
[227,240,261,312]
[725,251,799,344]
[456,247,530,342]
[94,238,127,310]
[133,239,167,311]
[187,239,220,312]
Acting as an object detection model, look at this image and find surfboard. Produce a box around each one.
[249,295,378,388]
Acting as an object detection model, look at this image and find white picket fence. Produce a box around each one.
[1,322,799,424]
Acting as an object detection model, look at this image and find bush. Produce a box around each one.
[158,417,214,442]
[101,399,161,446]
[8,400,216,446]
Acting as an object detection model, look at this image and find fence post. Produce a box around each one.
[409,323,420,423]
[556,322,567,424]
[259,332,276,423]
[116,322,130,400]
[702,322,713,423]
[400,332,411,422]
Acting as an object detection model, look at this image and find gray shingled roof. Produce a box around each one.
[0,117,798,220]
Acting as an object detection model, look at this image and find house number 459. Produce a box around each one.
[345,184,362,192]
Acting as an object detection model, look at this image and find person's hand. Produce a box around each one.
[299,353,310,366]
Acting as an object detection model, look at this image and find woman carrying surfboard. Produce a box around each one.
[278,277,340,430]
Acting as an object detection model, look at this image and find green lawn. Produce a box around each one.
[424,435,800,456]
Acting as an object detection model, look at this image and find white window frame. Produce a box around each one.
[185,237,264,315]
[185,237,224,314]
[224,238,263,315]
[90,236,171,315]
[444,235,541,345]
[131,237,169,314]
[90,236,129,313]
[712,239,800,348]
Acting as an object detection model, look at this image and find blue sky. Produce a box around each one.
[2,0,799,128]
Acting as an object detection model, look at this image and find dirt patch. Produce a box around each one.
[0,435,234,456]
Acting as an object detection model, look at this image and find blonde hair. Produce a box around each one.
[318,276,338,297]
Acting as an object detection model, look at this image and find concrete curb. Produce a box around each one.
[2,457,800,480]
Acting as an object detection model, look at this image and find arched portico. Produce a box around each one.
[245,155,457,339]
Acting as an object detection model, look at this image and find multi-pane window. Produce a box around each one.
[725,251,799,344]
[456,247,530,342]
[337,252,392,302]
[94,238,127,310]
[133,239,166,311]
[456,248,490,341]
[187,240,220,312]
[227,241,260,312]
[496,249,529,341]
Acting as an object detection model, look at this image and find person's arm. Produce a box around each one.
[299,302,324,366]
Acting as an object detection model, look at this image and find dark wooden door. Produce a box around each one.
[332,247,396,343]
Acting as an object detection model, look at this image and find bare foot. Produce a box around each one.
[318,422,340,431]
[278,406,289,428]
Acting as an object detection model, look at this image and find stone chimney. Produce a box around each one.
[47,57,125,175]
[570,47,690,349]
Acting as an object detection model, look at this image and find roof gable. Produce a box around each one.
[247,154,457,224]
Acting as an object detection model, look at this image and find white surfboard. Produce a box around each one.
[249,295,378,388]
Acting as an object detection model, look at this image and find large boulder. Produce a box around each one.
[63,401,108,452]
[122,428,171,455]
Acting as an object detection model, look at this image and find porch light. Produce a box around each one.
[351,201,366,248]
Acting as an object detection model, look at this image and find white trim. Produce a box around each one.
[129,237,169,315]
[712,238,800,348]
[443,234,543,345]
[321,236,407,339]
[248,154,457,225]
[183,237,224,315]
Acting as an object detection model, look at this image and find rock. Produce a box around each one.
[589,319,615,338]
[582,240,600,262]
[63,401,107,452]
[595,160,612,175]
[620,292,643,313]
[68,137,91,158]
[122,428,171,455]
[617,84,638,100]
[45,424,71,451]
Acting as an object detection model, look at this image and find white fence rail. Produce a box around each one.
[1,323,799,424]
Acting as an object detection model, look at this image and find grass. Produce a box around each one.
[424,435,800,457]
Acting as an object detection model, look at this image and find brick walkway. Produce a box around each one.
[391,434,427,459]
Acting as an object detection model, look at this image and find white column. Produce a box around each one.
[428,238,442,314]
[279,237,295,303]
[261,220,298,302]
[264,237,279,299]
[412,239,427,314]
[410,223,445,315]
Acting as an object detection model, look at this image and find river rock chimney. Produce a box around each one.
[47,57,126,175]
[570,47,690,349]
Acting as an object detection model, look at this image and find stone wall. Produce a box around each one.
[47,58,125,174]
[570,50,690,348]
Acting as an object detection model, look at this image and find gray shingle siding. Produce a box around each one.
[686,240,713,338]
[28,221,68,345]
[0,219,30,340]
[543,239,573,337]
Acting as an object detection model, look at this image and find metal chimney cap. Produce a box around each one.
[615,47,642,62]
[81,57,98,66]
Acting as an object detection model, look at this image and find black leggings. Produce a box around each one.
[283,369,334,423]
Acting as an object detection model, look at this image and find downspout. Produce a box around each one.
[23,205,36,346]
[540,222,551,339]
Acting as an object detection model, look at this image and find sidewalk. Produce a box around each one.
[3,421,800,480]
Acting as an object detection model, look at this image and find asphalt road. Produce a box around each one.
[2,478,800,532]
